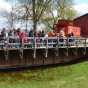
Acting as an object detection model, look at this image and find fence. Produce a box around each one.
[0,37,87,49]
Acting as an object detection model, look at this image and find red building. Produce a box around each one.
[54,19,80,36]
[74,13,88,37]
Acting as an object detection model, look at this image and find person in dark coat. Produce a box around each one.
[68,32,75,45]
[1,28,6,38]
[29,30,34,37]
[41,30,45,37]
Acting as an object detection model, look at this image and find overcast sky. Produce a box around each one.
[74,0,88,15]
[0,0,88,29]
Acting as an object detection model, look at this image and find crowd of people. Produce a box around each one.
[0,28,75,48]
[0,28,46,42]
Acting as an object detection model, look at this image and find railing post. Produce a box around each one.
[19,38,23,59]
[75,37,78,56]
[4,37,9,60]
[72,37,78,56]
[58,37,60,56]
[45,37,48,58]
[33,37,36,59]
[66,37,69,56]
[83,38,87,55]
[55,37,59,57]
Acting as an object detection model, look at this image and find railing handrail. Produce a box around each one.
[0,37,87,49]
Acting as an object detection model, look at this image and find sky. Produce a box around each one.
[0,0,11,14]
[74,0,88,15]
[0,0,88,29]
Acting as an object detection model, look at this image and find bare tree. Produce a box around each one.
[5,0,77,31]
[15,0,51,32]
[42,0,77,31]
[2,7,17,29]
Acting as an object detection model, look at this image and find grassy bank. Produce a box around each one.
[0,61,88,88]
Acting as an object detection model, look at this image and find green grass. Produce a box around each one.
[0,61,88,88]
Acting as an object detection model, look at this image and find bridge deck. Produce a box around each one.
[0,37,87,69]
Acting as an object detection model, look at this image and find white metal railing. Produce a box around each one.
[22,37,34,49]
[7,36,20,49]
[0,37,87,49]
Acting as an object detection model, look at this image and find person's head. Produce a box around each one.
[0,31,1,35]
[2,28,6,32]
[69,28,73,34]
[24,29,28,32]
[57,33,59,37]
[53,29,56,33]
[30,29,33,32]
[9,29,13,33]
[17,28,21,32]
[71,32,74,36]
[38,30,41,33]
[60,30,65,36]
[42,30,44,32]
[13,28,16,32]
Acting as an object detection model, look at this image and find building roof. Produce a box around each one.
[74,13,88,20]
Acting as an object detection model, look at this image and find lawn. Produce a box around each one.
[0,61,88,88]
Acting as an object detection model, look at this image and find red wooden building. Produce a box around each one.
[54,19,80,36]
[74,13,88,37]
